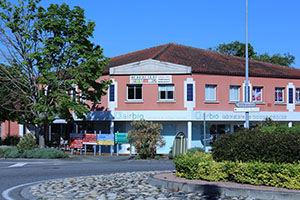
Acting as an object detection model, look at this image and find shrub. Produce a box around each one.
[154,155,160,160]
[2,147,21,158]
[174,152,300,189]
[127,120,165,159]
[17,131,38,153]
[211,129,300,163]
[22,148,68,159]
[0,148,4,157]
[2,136,20,146]
[187,147,205,153]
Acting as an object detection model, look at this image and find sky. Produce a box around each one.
[39,0,300,68]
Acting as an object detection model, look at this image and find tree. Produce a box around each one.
[127,120,165,159]
[0,0,110,147]
[209,41,256,58]
[209,41,295,67]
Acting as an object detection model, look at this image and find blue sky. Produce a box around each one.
[41,0,300,68]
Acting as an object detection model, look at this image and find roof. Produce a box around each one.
[105,43,300,79]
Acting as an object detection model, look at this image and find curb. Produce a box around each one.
[20,186,40,200]
[147,173,300,200]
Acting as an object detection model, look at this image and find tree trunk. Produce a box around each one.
[38,126,45,148]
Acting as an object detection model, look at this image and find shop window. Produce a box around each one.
[229,86,240,102]
[159,84,174,100]
[205,85,216,101]
[275,88,284,102]
[127,84,142,100]
[161,124,176,136]
[109,84,115,102]
[296,88,300,103]
[252,87,263,102]
[187,84,193,101]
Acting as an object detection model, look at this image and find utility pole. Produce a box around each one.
[245,0,250,129]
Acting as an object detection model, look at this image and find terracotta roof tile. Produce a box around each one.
[105,43,300,79]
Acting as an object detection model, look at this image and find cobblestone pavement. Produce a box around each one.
[29,171,255,200]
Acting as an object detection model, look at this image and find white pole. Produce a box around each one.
[245,0,250,129]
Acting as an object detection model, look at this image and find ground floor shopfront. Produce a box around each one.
[42,110,299,154]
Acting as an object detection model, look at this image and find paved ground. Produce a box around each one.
[0,155,174,200]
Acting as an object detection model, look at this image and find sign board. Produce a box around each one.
[70,133,84,149]
[130,75,172,84]
[115,132,128,144]
[97,134,115,145]
[235,102,256,107]
[83,133,97,145]
[234,107,260,112]
[70,138,83,149]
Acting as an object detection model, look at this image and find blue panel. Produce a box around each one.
[187,84,193,101]
[289,88,293,104]
[109,85,115,102]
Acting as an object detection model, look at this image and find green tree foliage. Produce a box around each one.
[209,41,295,67]
[209,41,256,58]
[127,120,165,159]
[0,0,110,146]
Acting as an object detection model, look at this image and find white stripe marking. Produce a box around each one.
[8,163,27,168]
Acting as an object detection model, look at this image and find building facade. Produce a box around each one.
[2,43,300,153]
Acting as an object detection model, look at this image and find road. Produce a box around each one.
[0,156,175,200]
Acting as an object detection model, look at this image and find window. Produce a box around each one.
[288,88,293,104]
[229,86,240,102]
[127,84,142,100]
[296,88,300,103]
[205,85,216,101]
[275,88,284,102]
[109,84,115,102]
[252,87,262,102]
[159,84,174,100]
[187,84,193,101]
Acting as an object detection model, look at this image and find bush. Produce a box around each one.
[127,120,165,159]
[17,131,38,153]
[211,129,300,163]
[1,147,21,158]
[187,147,205,153]
[0,148,4,157]
[174,152,300,189]
[154,155,160,160]
[22,148,68,159]
[2,136,20,146]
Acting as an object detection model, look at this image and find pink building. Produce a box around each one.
[2,43,300,153]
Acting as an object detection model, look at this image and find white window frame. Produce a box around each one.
[205,85,216,101]
[252,87,263,102]
[127,84,142,100]
[158,84,174,100]
[229,85,240,102]
[275,87,284,102]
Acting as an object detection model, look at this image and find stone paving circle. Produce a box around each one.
[29,171,255,200]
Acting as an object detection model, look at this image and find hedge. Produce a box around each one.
[0,147,68,159]
[211,129,300,163]
[174,152,300,189]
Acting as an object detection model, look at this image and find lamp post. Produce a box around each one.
[245,0,250,129]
